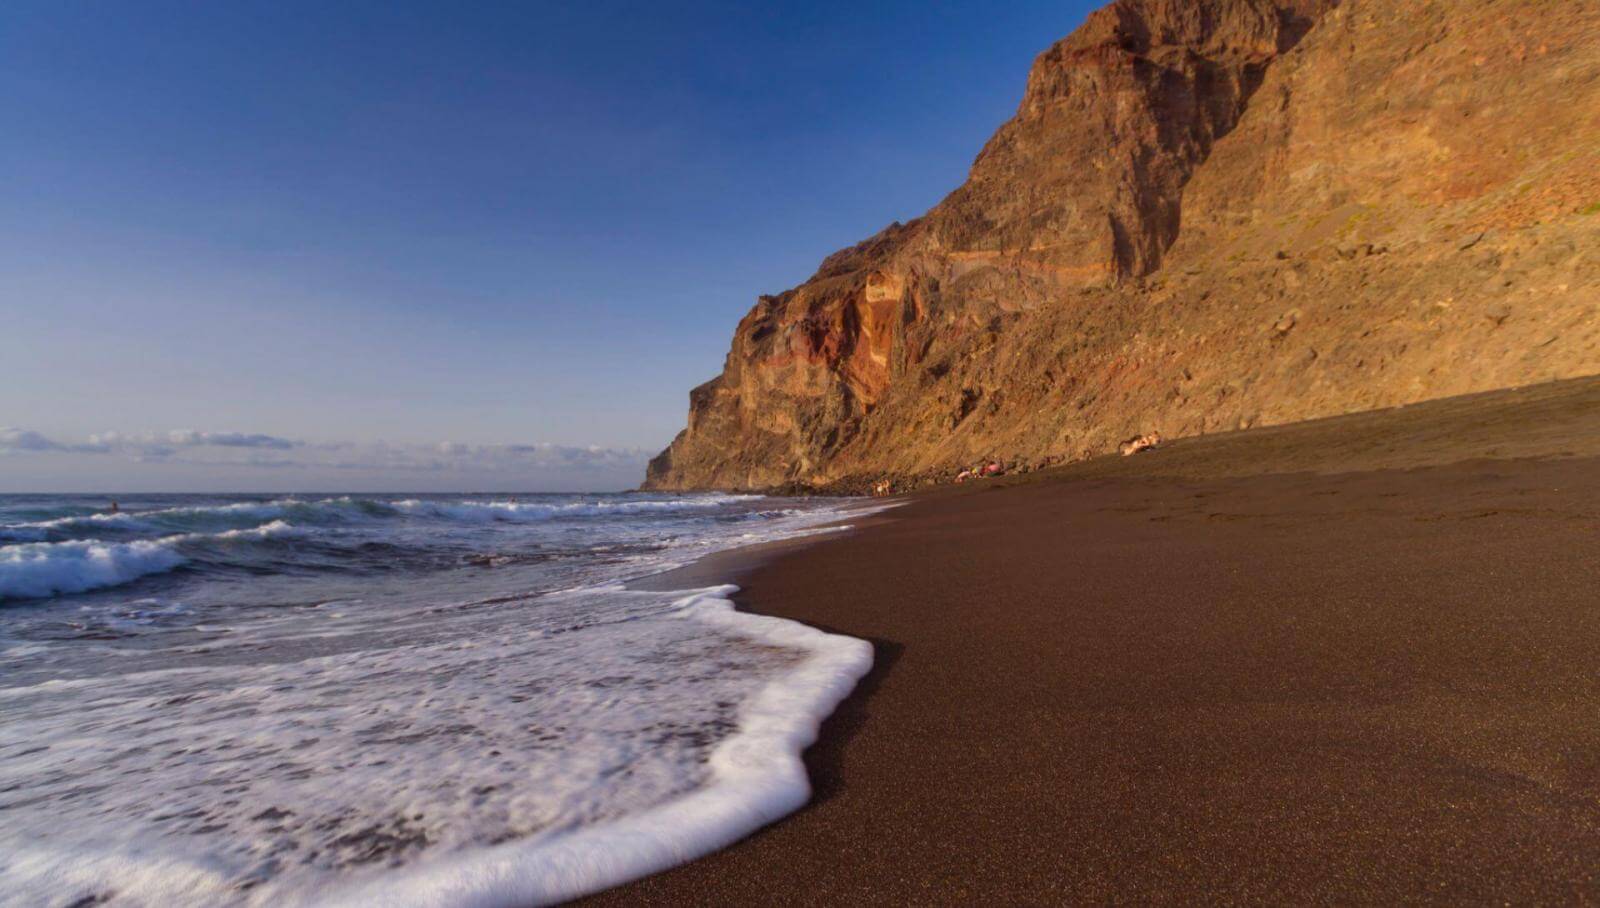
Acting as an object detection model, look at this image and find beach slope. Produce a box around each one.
[597,376,1600,903]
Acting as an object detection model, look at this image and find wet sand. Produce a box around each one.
[591,376,1600,904]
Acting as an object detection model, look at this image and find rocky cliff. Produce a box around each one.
[645,0,1600,492]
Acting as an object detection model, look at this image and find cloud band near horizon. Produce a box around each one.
[0,426,652,491]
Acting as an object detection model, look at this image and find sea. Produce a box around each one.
[0,492,878,906]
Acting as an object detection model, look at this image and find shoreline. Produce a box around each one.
[625,501,900,594]
[326,499,900,906]
[0,495,892,908]
[320,587,873,908]
[587,376,1600,903]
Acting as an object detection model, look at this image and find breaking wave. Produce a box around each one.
[0,538,189,600]
[0,521,307,600]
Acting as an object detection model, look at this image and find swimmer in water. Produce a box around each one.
[109,501,119,514]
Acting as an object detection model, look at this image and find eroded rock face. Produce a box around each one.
[645,0,1600,491]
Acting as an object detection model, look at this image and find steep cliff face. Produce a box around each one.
[645,0,1600,491]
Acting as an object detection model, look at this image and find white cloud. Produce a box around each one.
[0,427,63,452]
[0,427,109,454]
[166,430,298,450]
[1,426,650,477]
[84,430,299,453]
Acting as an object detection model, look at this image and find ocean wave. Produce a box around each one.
[1,495,764,543]
[0,495,897,907]
[211,519,305,541]
[0,521,307,601]
[391,495,760,524]
[0,501,306,541]
[0,538,189,600]
[1,510,155,540]
[0,525,54,544]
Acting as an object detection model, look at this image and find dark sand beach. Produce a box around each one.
[593,376,1600,903]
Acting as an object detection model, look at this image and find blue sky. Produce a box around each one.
[1,0,1094,491]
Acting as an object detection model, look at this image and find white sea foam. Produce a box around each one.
[1,584,871,907]
[322,586,872,908]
